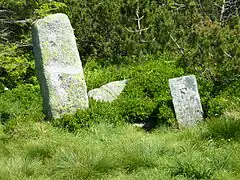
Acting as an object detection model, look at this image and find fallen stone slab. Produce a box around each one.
[88,80,128,102]
[32,13,88,119]
[169,75,203,127]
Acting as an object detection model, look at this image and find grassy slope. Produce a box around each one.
[0,57,239,180]
[1,120,240,180]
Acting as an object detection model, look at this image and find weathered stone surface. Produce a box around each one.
[169,75,203,127]
[32,13,88,119]
[88,80,128,102]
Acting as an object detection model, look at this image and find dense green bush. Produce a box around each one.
[0,1,68,90]
[175,21,240,115]
[56,0,239,94]
[204,80,240,118]
[0,84,44,132]
[116,58,184,124]
[53,100,123,132]
[207,96,228,117]
[178,21,240,93]
[84,59,131,90]
[0,44,37,90]
[55,0,202,62]
[54,55,184,131]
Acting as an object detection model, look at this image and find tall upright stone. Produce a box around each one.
[32,13,88,119]
[169,75,203,127]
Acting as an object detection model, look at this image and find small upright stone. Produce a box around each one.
[169,75,203,127]
[32,13,88,119]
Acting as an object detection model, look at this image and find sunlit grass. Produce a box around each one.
[0,119,240,179]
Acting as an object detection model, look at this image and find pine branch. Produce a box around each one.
[126,3,150,40]
[170,34,184,55]
[0,19,32,24]
[220,0,226,25]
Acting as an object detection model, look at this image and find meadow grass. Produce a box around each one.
[0,117,240,180]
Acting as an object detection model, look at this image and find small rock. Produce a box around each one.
[88,80,128,102]
[132,123,145,128]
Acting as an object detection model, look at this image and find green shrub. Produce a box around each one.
[157,101,176,126]
[53,114,81,132]
[55,55,184,131]
[118,97,156,123]
[0,84,44,133]
[205,79,240,118]
[116,57,184,124]
[53,99,123,131]
[178,22,240,96]
[0,44,37,90]
[34,1,67,18]
[207,96,228,117]
[53,0,200,62]
[85,59,131,90]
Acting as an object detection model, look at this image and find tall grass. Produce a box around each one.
[0,120,240,179]
[204,117,240,140]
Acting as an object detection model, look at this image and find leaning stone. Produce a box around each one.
[32,13,88,119]
[88,80,128,102]
[169,75,203,127]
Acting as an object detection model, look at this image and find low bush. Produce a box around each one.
[116,58,184,124]
[207,95,228,117]
[0,84,44,133]
[0,44,37,91]
[55,55,184,131]
[57,53,240,132]
[53,100,123,132]
[205,80,240,118]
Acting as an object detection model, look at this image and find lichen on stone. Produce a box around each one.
[32,13,88,119]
